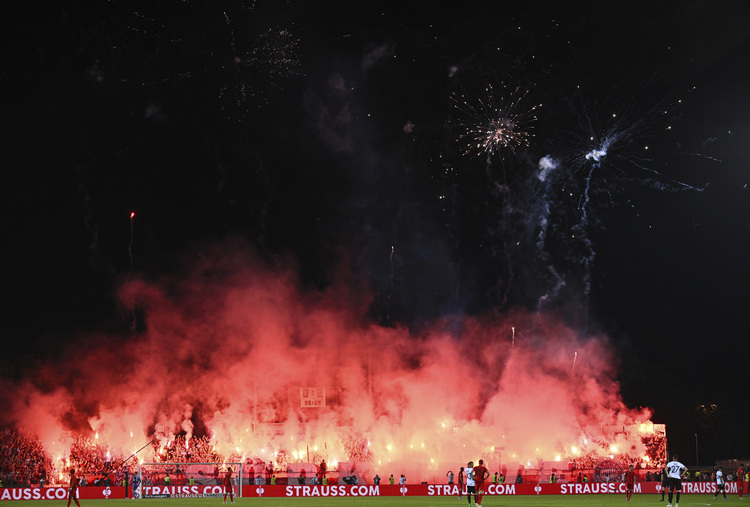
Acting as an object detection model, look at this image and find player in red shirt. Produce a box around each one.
[737,464,745,499]
[624,465,636,501]
[458,466,465,499]
[472,459,490,507]
[223,466,235,504]
[66,468,82,507]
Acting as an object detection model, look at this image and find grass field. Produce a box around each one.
[0,494,733,507]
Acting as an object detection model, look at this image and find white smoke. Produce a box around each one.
[538,155,558,182]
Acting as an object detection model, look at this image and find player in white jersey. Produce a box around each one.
[714,466,727,500]
[665,454,687,507]
[465,461,476,506]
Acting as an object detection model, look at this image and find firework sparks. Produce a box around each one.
[218,21,301,118]
[114,2,300,120]
[452,84,540,157]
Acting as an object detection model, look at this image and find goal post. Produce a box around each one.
[137,462,243,499]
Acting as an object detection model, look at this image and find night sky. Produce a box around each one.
[4,0,750,465]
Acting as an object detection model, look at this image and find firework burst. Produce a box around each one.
[218,18,301,118]
[452,84,541,157]
[114,2,300,120]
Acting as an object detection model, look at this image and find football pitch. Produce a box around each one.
[0,495,731,507]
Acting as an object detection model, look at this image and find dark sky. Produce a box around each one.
[4,0,750,463]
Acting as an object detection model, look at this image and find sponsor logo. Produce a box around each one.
[141,485,226,497]
[560,483,642,494]
[427,484,516,496]
[283,485,381,497]
[0,488,69,501]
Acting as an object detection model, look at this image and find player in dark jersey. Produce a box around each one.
[472,459,490,507]
[223,466,235,504]
[660,467,668,501]
[66,469,82,507]
[131,472,141,499]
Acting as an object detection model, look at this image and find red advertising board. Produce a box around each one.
[240,481,739,498]
[0,481,740,500]
[0,487,126,501]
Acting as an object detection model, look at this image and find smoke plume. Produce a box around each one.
[3,239,657,481]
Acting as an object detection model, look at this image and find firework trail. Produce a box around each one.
[128,211,138,333]
[535,156,566,311]
[128,212,135,272]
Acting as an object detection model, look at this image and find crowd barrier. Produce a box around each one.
[0,481,744,500]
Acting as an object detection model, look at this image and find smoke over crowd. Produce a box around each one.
[2,239,661,479]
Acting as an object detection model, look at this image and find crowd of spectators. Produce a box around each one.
[0,429,246,488]
[68,434,117,478]
[0,426,673,489]
[151,435,223,464]
[0,428,52,487]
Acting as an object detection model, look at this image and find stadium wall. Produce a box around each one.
[0,481,741,500]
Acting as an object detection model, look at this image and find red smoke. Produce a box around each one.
[5,240,657,481]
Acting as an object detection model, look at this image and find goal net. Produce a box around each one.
[137,462,243,499]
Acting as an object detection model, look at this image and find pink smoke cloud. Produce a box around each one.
[4,239,658,480]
